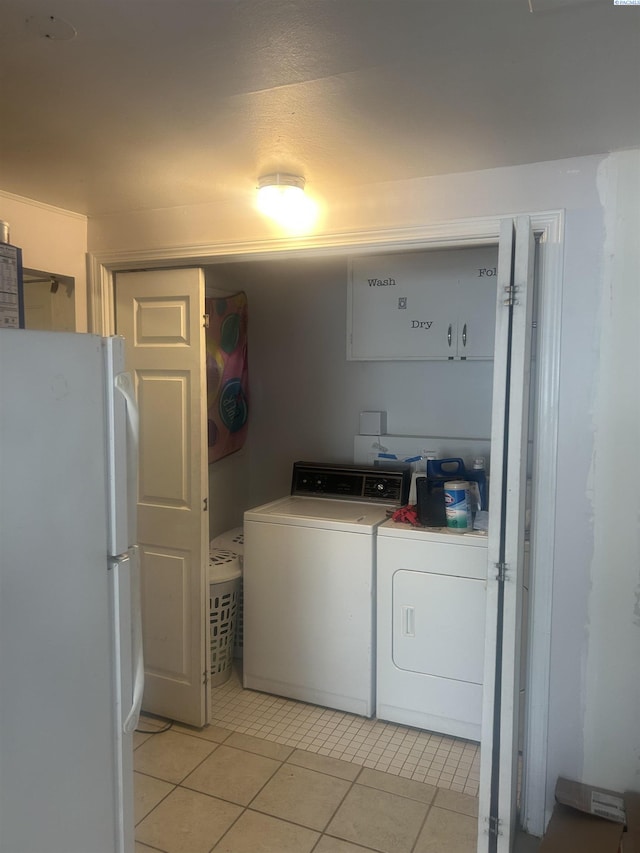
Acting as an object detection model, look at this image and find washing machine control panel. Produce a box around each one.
[291,462,410,506]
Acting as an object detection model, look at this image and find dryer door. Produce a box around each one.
[393,570,486,684]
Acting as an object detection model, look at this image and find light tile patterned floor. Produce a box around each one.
[209,665,480,798]
[133,684,539,853]
[133,718,479,853]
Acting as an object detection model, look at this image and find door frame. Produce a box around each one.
[89,210,563,837]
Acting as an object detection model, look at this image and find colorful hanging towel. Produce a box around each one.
[205,291,249,463]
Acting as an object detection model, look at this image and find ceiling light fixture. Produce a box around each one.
[256,173,316,231]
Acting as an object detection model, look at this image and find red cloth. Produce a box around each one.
[390,505,422,526]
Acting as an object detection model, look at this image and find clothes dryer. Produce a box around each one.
[376,519,488,741]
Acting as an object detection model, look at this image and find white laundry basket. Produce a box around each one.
[210,527,245,556]
[210,527,244,658]
[208,549,241,686]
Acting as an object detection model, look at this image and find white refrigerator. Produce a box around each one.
[0,329,144,853]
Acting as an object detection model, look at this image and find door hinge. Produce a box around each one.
[487,815,503,838]
[503,284,519,306]
[203,668,209,686]
[495,561,509,582]
[203,497,208,512]
[203,313,210,328]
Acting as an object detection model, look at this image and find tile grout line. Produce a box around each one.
[207,745,292,853]
[207,799,247,853]
[207,746,327,853]
[133,771,178,823]
[242,764,365,852]
[408,798,436,853]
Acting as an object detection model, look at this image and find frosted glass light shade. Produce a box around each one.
[256,174,316,231]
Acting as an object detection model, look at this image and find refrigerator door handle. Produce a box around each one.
[123,545,144,734]
[114,369,144,732]
[115,371,139,442]
[114,370,139,547]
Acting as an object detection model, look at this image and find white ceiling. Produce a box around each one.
[1,0,639,217]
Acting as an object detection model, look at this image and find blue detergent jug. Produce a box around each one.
[426,458,466,480]
[417,458,466,527]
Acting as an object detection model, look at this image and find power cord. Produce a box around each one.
[135,717,173,735]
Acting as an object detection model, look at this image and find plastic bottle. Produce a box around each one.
[426,457,466,481]
[467,457,488,511]
[417,456,465,527]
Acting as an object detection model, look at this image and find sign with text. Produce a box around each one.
[348,245,499,360]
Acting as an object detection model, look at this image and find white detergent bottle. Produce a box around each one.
[469,457,489,531]
[470,457,488,511]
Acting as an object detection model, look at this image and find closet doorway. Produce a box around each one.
[90,210,563,845]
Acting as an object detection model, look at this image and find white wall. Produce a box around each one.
[88,151,640,816]
[583,151,640,788]
[203,256,493,509]
[0,191,88,331]
[23,279,76,332]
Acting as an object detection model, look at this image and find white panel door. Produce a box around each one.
[116,269,209,727]
[478,217,535,853]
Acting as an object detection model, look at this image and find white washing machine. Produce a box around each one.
[376,519,488,741]
[243,462,410,717]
